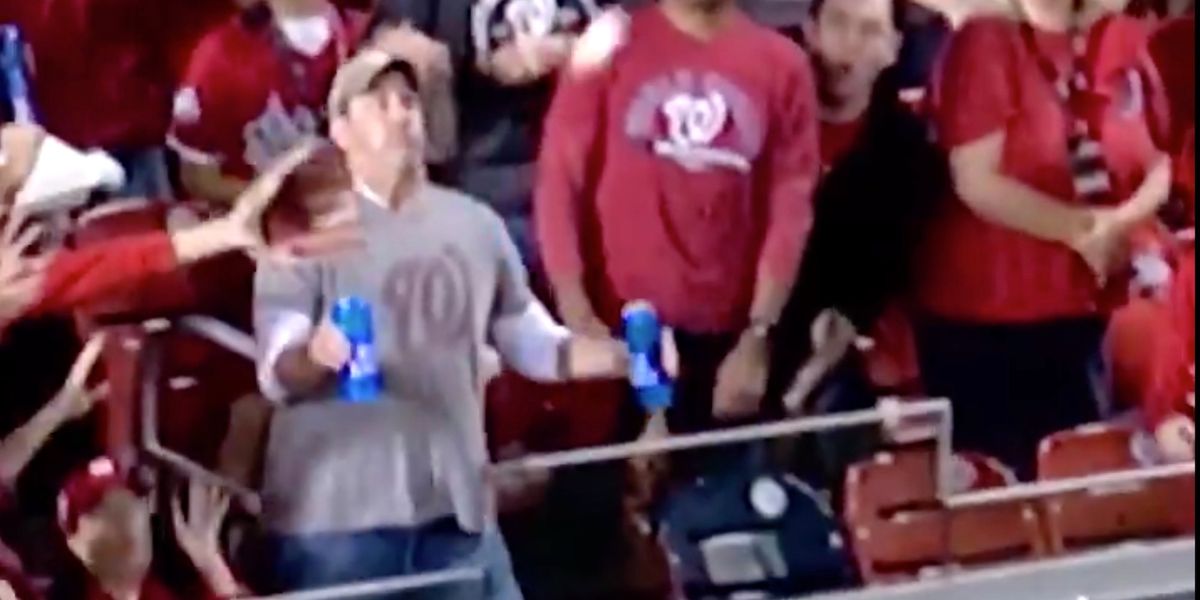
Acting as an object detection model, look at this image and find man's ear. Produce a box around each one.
[329,117,351,151]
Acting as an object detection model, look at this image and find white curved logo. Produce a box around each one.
[654,90,750,172]
[662,92,729,149]
[504,0,558,38]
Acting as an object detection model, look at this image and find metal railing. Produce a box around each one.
[248,568,486,600]
[118,312,1195,599]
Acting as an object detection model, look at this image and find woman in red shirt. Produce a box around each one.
[916,0,1172,478]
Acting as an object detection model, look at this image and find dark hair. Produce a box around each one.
[810,0,909,31]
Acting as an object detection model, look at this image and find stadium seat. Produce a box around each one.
[1037,424,1195,554]
[843,446,1045,583]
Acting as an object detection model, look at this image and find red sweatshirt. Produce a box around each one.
[24,234,178,318]
[1110,250,1195,428]
[535,6,820,333]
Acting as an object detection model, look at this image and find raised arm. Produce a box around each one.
[0,335,106,485]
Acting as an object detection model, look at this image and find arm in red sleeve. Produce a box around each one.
[28,233,178,317]
[750,46,820,323]
[534,69,610,288]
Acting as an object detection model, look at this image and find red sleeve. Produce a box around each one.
[167,31,247,175]
[533,68,610,284]
[935,20,1019,149]
[27,233,179,317]
[756,44,819,282]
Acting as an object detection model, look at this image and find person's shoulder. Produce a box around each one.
[737,12,811,70]
[190,12,267,67]
[423,184,495,222]
[952,15,1021,46]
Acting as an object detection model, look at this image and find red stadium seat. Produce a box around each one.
[1037,424,1195,554]
[844,447,1045,583]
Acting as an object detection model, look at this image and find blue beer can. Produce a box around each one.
[331,296,382,403]
[622,300,673,412]
[0,25,38,124]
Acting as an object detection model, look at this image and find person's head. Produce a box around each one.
[59,458,152,583]
[1016,0,1132,30]
[328,49,425,178]
[806,0,905,111]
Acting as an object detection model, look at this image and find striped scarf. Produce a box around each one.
[1021,4,1115,203]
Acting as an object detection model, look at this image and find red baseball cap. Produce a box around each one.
[57,457,129,535]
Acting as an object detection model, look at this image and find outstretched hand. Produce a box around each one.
[172,479,240,596]
[224,138,324,254]
[0,207,48,328]
[52,333,109,421]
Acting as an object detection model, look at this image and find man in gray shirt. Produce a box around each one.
[254,49,630,597]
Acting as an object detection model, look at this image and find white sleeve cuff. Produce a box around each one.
[257,310,315,403]
[167,134,221,166]
[491,300,571,382]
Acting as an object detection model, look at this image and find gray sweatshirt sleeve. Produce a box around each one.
[486,209,571,381]
[254,259,324,403]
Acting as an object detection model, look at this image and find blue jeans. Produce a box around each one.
[268,518,524,599]
[107,146,172,199]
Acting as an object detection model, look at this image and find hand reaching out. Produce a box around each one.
[0,206,47,328]
[713,333,769,421]
[52,333,109,421]
[225,138,324,254]
[172,480,240,596]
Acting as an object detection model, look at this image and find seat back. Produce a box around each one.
[1037,424,1195,552]
[844,447,1043,582]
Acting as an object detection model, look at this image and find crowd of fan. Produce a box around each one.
[0,0,1195,598]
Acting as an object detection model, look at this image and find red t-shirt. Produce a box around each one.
[536,6,820,332]
[168,10,365,181]
[1148,15,1194,153]
[1109,250,1194,427]
[820,117,865,172]
[919,16,1166,322]
[0,0,177,149]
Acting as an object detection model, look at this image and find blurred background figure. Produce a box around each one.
[169,0,368,204]
[769,0,948,484]
[376,0,614,271]
[0,0,247,199]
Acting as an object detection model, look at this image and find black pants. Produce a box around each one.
[914,316,1111,480]
[501,330,743,599]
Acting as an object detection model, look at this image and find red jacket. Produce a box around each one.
[1110,250,1195,428]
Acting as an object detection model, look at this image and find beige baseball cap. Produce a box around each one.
[327,49,420,118]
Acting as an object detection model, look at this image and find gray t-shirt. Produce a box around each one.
[253,184,532,536]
